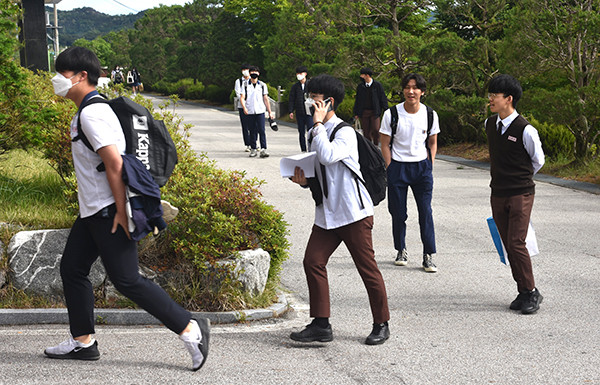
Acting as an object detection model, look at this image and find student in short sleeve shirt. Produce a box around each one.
[379,73,440,273]
[240,65,274,158]
[44,46,209,371]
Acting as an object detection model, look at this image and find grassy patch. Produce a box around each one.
[0,149,74,229]
[0,285,64,309]
[439,143,600,186]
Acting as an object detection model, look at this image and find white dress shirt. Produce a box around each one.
[308,115,374,230]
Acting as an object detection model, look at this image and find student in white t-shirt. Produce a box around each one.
[240,66,274,158]
[44,46,209,371]
[379,73,440,273]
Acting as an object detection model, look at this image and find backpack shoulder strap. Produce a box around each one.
[329,121,352,141]
[74,96,110,152]
[425,104,434,158]
[389,105,399,149]
[426,105,433,136]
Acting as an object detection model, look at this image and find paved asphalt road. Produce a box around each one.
[1,96,598,384]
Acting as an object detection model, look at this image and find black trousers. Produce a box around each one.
[61,204,191,337]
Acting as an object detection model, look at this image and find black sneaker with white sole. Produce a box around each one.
[44,337,100,360]
[394,249,408,266]
[422,254,437,273]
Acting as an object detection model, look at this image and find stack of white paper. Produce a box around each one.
[279,152,317,178]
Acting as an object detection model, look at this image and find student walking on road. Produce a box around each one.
[234,64,253,152]
[240,66,274,158]
[379,73,440,272]
[289,74,391,346]
[288,65,313,152]
[44,46,210,371]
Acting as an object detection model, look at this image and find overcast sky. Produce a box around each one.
[53,0,192,15]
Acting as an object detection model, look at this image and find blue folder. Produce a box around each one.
[487,217,508,265]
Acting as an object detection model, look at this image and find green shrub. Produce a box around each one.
[6,72,291,311]
[150,99,290,310]
[266,83,279,101]
[336,96,355,122]
[185,82,205,100]
[204,84,231,104]
[527,116,575,161]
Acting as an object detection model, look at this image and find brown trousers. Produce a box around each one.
[304,216,390,324]
[360,109,381,145]
[491,193,536,292]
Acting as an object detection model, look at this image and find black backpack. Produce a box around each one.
[74,95,178,187]
[330,122,387,207]
[389,104,434,158]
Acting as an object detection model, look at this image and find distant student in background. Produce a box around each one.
[234,64,253,152]
[353,67,388,145]
[288,65,313,152]
[240,66,274,158]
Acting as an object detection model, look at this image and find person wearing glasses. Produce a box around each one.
[486,74,545,314]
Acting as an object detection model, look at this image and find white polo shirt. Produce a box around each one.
[70,97,126,218]
[380,102,440,162]
[241,80,268,115]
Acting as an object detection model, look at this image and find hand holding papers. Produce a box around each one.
[280,152,317,178]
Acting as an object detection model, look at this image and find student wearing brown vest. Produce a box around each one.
[486,74,545,314]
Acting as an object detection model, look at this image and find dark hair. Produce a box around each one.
[306,74,345,111]
[401,73,427,93]
[249,65,260,73]
[55,46,101,86]
[488,74,522,108]
[360,67,373,76]
[241,63,250,70]
[295,65,308,74]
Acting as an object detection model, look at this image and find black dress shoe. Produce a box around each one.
[290,323,333,342]
[365,322,390,345]
[521,288,543,314]
[510,292,528,310]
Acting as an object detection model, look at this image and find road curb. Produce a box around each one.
[438,154,600,195]
[0,291,290,326]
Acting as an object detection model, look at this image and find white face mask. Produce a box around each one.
[242,70,250,77]
[297,73,305,81]
[52,73,79,97]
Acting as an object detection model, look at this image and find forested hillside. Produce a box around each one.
[45,6,143,47]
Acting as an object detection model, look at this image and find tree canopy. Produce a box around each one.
[47,0,600,161]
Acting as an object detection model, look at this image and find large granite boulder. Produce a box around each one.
[220,248,271,296]
[8,229,106,298]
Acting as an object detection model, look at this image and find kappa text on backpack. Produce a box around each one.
[74,95,177,187]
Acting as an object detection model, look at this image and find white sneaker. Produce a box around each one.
[245,146,251,152]
[259,149,269,158]
[180,319,210,371]
[249,149,257,157]
[44,337,100,360]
